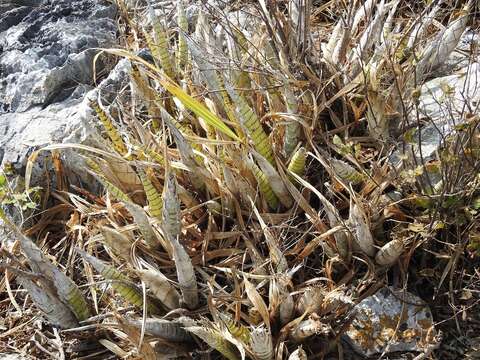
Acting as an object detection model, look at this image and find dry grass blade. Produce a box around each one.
[250,199,288,272]
[244,277,270,330]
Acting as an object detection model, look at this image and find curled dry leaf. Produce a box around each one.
[99,226,132,261]
[321,287,355,314]
[374,238,404,266]
[296,286,325,315]
[251,200,288,272]
[269,276,294,326]
[290,313,330,343]
[136,269,181,310]
[349,201,376,257]
[244,277,270,330]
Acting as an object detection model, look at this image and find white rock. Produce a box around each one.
[343,287,436,357]
[414,62,480,160]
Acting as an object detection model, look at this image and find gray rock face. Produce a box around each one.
[0,59,132,188]
[0,0,118,183]
[407,62,480,161]
[0,0,117,113]
[0,354,25,360]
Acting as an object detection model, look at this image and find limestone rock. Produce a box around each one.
[0,0,121,188]
[343,287,436,357]
[410,62,480,161]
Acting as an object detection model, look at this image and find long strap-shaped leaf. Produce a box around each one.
[130,65,162,132]
[176,0,189,70]
[283,86,301,156]
[0,210,93,322]
[287,147,306,179]
[245,155,278,209]
[17,273,79,329]
[146,6,175,79]
[140,145,164,165]
[158,77,239,141]
[186,326,240,360]
[90,100,129,157]
[123,202,158,249]
[138,169,163,220]
[162,174,199,309]
[185,35,239,127]
[129,317,193,342]
[97,48,239,141]
[77,249,162,314]
[252,151,293,208]
[225,83,275,165]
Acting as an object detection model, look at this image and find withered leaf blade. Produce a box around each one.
[17,274,78,329]
[18,233,92,322]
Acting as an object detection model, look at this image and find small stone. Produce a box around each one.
[343,287,436,357]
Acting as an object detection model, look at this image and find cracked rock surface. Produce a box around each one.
[0,0,117,184]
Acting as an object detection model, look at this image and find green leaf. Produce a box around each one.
[472,197,480,210]
[158,78,239,141]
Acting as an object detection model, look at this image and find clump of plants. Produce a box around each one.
[1,0,479,359]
